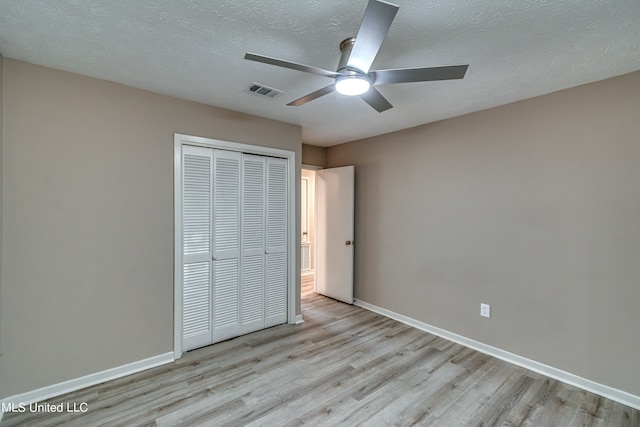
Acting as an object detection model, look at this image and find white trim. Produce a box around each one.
[176,133,295,159]
[174,133,297,359]
[301,164,322,171]
[354,298,640,410]
[286,149,297,329]
[294,315,304,324]
[1,352,174,412]
[173,139,184,359]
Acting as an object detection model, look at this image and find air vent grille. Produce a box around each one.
[246,83,283,99]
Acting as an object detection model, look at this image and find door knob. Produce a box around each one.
[345,240,354,246]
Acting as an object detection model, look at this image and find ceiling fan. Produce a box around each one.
[244,0,468,113]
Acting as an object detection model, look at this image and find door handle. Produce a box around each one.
[345,240,354,246]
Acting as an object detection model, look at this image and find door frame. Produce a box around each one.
[301,165,321,273]
[301,165,322,283]
[174,133,297,359]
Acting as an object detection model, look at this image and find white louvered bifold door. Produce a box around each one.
[265,157,288,327]
[181,146,288,352]
[212,149,242,343]
[182,146,214,352]
[241,154,266,334]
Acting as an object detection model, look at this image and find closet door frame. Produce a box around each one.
[174,133,297,359]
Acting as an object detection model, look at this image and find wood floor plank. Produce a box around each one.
[2,290,639,427]
[402,353,511,426]
[352,347,471,426]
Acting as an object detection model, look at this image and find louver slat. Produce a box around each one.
[242,254,264,327]
[266,158,288,252]
[266,252,287,326]
[183,154,211,255]
[214,258,239,329]
[243,157,265,252]
[213,156,241,257]
[183,262,211,336]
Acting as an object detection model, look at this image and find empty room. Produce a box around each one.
[1,1,639,425]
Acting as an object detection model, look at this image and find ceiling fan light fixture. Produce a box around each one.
[335,74,371,96]
[244,0,467,112]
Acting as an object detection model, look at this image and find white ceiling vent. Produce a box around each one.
[246,82,284,99]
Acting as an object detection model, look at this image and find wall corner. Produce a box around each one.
[301,143,327,168]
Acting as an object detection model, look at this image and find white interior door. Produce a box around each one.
[240,154,266,335]
[181,146,214,352]
[211,149,242,343]
[316,166,354,304]
[265,157,289,327]
[176,134,295,358]
[181,147,289,351]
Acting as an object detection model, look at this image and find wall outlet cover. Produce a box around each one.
[481,303,491,318]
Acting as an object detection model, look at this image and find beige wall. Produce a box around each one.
[0,59,301,398]
[327,71,640,396]
[302,143,326,168]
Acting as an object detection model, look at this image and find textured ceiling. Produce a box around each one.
[0,0,639,147]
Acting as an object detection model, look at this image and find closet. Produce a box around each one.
[180,144,288,352]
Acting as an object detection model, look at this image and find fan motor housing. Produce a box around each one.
[337,37,357,72]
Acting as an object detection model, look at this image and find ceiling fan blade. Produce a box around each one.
[245,52,340,79]
[287,84,336,107]
[347,0,399,73]
[359,86,393,112]
[370,65,468,85]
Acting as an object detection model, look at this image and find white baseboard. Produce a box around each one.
[294,314,304,324]
[1,352,174,413]
[354,298,640,410]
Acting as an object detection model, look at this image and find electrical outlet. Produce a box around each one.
[480,303,491,318]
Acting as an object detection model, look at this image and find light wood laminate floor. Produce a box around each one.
[3,287,638,426]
